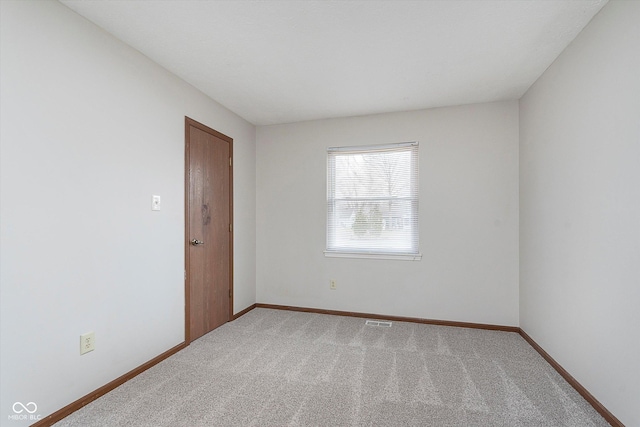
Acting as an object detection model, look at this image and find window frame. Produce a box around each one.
[325,141,421,261]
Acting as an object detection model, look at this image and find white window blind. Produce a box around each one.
[326,142,420,259]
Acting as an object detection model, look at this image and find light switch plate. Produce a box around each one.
[152,195,161,211]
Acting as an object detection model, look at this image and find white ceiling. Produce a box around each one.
[60,0,607,126]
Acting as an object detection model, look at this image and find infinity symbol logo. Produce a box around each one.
[13,402,37,414]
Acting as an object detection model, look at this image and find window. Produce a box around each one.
[326,142,421,260]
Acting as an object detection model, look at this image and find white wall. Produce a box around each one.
[257,102,519,326]
[0,1,255,424]
[519,1,640,425]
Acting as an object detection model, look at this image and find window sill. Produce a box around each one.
[324,251,422,261]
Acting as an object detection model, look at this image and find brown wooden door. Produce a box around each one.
[185,117,233,343]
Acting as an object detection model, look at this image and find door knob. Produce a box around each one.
[190,239,204,246]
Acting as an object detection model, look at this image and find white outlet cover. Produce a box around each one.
[80,332,95,355]
[152,195,161,211]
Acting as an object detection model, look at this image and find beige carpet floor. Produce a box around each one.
[54,308,609,426]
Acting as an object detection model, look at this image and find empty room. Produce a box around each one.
[1,0,638,426]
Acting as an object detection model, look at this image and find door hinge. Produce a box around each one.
[229,223,232,232]
[184,270,186,281]
[229,157,232,167]
[229,289,232,298]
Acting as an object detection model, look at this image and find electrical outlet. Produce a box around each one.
[329,279,337,290]
[80,332,95,355]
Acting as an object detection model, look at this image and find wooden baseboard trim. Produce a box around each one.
[518,329,623,427]
[232,303,257,320]
[255,303,519,332]
[32,342,187,427]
